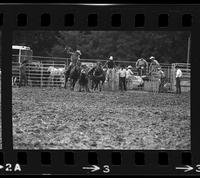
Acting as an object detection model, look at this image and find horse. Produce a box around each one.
[47,66,65,87]
[78,69,90,92]
[69,65,81,91]
[92,66,106,91]
[88,66,96,90]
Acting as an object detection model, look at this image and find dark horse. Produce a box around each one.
[69,65,81,91]
[90,66,106,91]
[88,67,96,90]
[78,69,90,92]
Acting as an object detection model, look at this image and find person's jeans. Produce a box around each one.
[176,77,181,94]
[119,77,126,91]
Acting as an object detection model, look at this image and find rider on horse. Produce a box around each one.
[64,48,82,89]
[66,49,82,74]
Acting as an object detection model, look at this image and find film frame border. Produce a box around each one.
[0,4,199,175]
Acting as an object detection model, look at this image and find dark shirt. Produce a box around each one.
[107,60,114,68]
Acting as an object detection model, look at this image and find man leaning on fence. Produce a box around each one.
[148,56,160,75]
[135,58,148,76]
[19,60,28,87]
[175,66,182,94]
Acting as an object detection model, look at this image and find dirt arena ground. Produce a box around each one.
[12,87,190,150]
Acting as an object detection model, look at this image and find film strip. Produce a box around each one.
[0,3,199,175]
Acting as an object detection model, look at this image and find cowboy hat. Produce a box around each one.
[76,50,82,55]
[158,67,161,70]
[150,56,155,60]
[109,56,113,60]
[127,65,133,69]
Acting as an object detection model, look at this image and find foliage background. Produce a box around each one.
[12,31,190,63]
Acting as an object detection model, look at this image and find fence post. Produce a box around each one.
[111,69,114,91]
[41,64,43,87]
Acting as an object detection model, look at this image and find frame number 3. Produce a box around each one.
[103,165,110,173]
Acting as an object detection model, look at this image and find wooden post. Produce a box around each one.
[111,69,115,91]
[41,64,43,87]
[53,61,54,87]
[187,34,191,69]
[171,64,176,92]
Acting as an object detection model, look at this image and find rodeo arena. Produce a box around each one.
[12,45,191,150]
[12,45,190,92]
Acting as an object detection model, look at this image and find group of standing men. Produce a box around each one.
[135,56,183,94]
[104,55,182,94]
[117,56,164,92]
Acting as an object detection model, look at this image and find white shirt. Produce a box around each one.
[176,69,182,78]
[126,69,133,79]
[119,68,126,77]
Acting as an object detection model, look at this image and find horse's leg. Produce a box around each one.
[99,81,102,92]
[52,76,54,87]
[86,83,90,92]
[102,78,105,91]
[48,76,51,87]
[64,73,68,89]
[71,78,76,91]
[73,79,77,91]
[70,79,73,90]
[91,79,94,91]
[94,81,98,91]
[79,83,81,92]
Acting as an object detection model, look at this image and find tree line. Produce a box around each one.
[12,31,190,64]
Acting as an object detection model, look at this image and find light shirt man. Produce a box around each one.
[126,68,133,79]
[176,68,182,78]
[119,68,127,78]
[175,67,182,94]
[149,56,160,73]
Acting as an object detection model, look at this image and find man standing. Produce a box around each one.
[157,67,165,93]
[126,65,133,88]
[175,65,182,94]
[135,58,148,76]
[104,56,115,82]
[118,64,127,91]
[19,60,28,87]
[149,56,160,75]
